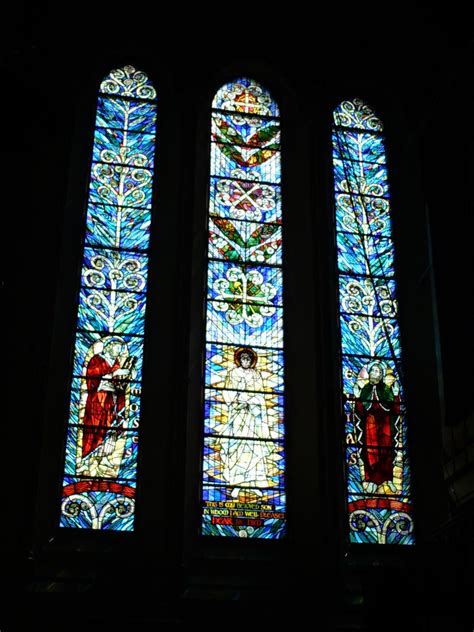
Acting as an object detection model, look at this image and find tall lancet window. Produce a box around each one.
[333,99,415,544]
[59,66,157,531]
[201,78,286,539]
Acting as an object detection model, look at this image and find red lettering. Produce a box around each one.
[211,516,233,525]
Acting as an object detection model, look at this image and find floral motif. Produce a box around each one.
[100,65,156,100]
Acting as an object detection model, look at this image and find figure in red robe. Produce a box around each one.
[82,338,129,461]
[353,362,400,493]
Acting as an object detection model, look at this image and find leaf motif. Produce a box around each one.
[213,118,244,145]
[247,223,279,248]
[213,218,246,248]
[247,124,280,148]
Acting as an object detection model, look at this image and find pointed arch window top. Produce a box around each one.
[212,77,279,117]
[334,98,383,131]
[100,65,157,101]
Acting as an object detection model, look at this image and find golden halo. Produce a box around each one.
[234,346,258,368]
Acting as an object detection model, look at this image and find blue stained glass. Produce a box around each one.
[78,288,147,335]
[209,177,282,224]
[211,143,281,184]
[335,195,392,237]
[85,204,151,251]
[209,218,282,265]
[63,426,80,475]
[212,113,281,149]
[337,232,395,277]
[347,502,414,545]
[82,248,148,292]
[93,128,156,168]
[204,343,284,392]
[60,477,136,531]
[340,313,401,358]
[89,163,153,208]
[339,275,397,318]
[203,79,285,539]
[96,97,157,133]
[212,78,280,117]
[201,484,286,539]
[207,261,283,306]
[332,130,386,164]
[206,301,284,348]
[333,99,413,544]
[61,66,156,531]
[333,159,389,198]
[204,389,285,439]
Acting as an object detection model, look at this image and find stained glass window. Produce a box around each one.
[201,78,286,539]
[59,65,157,531]
[333,99,414,544]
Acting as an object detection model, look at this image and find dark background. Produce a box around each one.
[3,3,473,630]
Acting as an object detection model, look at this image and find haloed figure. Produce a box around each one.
[80,337,131,472]
[220,347,274,498]
[353,361,400,493]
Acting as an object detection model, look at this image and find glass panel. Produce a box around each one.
[207,261,283,306]
[212,78,280,117]
[206,301,284,348]
[78,288,147,335]
[202,486,285,539]
[338,275,398,318]
[336,232,395,277]
[60,477,136,531]
[205,343,284,392]
[68,376,142,430]
[60,66,157,531]
[89,163,153,208]
[212,112,281,149]
[335,194,391,237]
[333,159,388,198]
[96,96,157,132]
[85,204,151,251]
[209,177,282,224]
[332,130,386,164]
[93,128,156,168]
[202,79,286,538]
[209,217,282,265]
[333,99,414,544]
[341,355,405,402]
[82,248,148,291]
[340,312,401,358]
[333,98,383,132]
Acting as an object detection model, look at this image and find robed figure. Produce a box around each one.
[353,361,400,493]
[81,337,132,470]
[220,347,274,498]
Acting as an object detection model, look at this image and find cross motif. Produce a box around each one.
[213,267,276,328]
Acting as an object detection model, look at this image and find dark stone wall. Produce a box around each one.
[3,4,472,630]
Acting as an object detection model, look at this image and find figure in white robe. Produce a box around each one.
[220,347,274,497]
